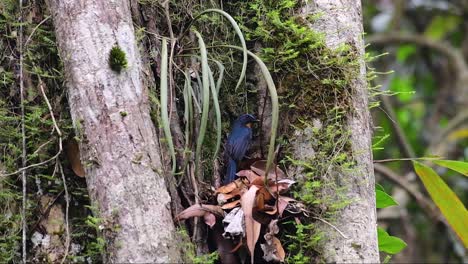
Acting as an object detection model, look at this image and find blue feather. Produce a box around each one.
[224,114,256,184]
[225,158,237,184]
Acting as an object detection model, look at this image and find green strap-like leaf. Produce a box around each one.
[207,66,222,160]
[432,160,468,176]
[194,30,210,178]
[197,9,247,91]
[413,161,468,247]
[377,227,407,254]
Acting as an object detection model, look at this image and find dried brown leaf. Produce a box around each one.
[261,234,285,262]
[204,213,216,228]
[66,138,85,177]
[278,196,296,217]
[272,236,285,262]
[256,187,273,210]
[217,189,241,204]
[241,185,261,262]
[236,170,260,183]
[251,160,286,180]
[215,178,248,194]
[221,199,241,210]
[264,205,277,215]
[176,204,224,223]
[250,176,269,187]
[268,220,280,235]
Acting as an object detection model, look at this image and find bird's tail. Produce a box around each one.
[224,158,237,185]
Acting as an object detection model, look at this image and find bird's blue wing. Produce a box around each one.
[226,127,252,161]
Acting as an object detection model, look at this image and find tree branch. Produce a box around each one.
[367,33,468,77]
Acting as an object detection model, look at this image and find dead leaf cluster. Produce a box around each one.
[176,160,307,263]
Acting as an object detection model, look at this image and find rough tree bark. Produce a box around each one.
[294,1,380,262]
[46,0,181,262]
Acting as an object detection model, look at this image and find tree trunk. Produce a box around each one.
[46,0,181,262]
[296,1,380,262]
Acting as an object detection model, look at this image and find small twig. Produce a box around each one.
[373,157,432,163]
[377,77,416,159]
[18,0,27,260]
[1,79,65,180]
[58,162,70,264]
[189,162,203,251]
[312,216,348,239]
[189,163,201,204]
[163,1,176,124]
[32,139,54,156]
[39,81,62,137]
[367,33,468,77]
[39,79,68,262]
[431,109,468,150]
[24,16,51,48]
[0,152,62,178]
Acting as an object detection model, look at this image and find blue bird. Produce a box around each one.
[224,114,257,184]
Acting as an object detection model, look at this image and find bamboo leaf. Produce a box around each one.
[376,189,398,208]
[375,183,385,192]
[432,160,468,176]
[413,161,468,247]
[377,227,407,254]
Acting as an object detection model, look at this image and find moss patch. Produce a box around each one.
[229,0,360,261]
[0,1,103,262]
[108,45,128,73]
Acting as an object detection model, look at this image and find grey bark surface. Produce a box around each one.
[46,0,181,262]
[295,0,380,262]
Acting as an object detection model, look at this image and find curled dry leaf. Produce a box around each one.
[241,185,261,263]
[251,160,286,180]
[217,189,241,205]
[268,220,280,235]
[261,234,285,262]
[261,220,284,262]
[263,204,277,215]
[215,178,248,194]
[204,213,217,228]
[175,204,224,228]
[256,186,273,210]
[66,138,85,177]
[268,179,296,196]
[285,201,309,216]
[277,196,296,217]
[236,169,259,183]
[250,175,269,187]
[221,199,241,210]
